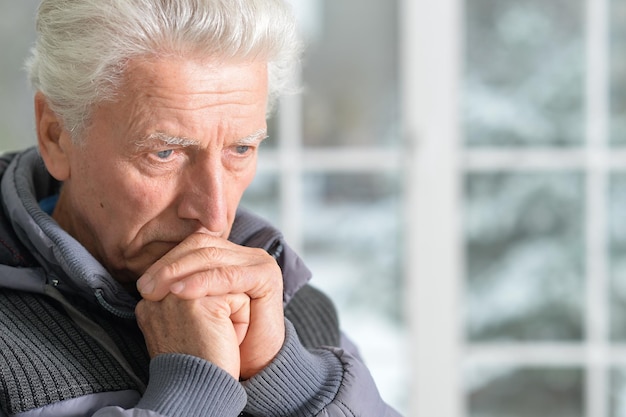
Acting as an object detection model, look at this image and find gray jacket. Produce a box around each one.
[0,147,401,417]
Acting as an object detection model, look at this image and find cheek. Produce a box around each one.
[79,161,159,226]
[126,175,184,220]
[112,177,169,216]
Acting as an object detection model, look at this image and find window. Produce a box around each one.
[403,0,626,415]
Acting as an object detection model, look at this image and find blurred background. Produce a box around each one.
[3,0,626,416]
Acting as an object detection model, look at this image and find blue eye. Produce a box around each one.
[156,149,174,159]
[235,145,250,154]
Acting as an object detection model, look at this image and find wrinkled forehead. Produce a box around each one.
[121,54,268,95]
[77,57,269,147]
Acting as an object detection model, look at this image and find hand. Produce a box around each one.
[136,233,285,379]
[135,293,250,379]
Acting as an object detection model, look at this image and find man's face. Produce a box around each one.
[51,57,268,287]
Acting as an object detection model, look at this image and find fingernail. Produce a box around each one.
[137,277,155,295]
[171,281,184,294]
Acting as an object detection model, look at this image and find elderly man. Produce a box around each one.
[0,0,401,416]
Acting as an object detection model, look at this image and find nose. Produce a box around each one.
[177,157,229,236]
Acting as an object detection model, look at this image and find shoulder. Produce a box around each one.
[0,150,38,267]
[284,284,341,349]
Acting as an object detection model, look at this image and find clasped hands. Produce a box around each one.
[134,233,285,380]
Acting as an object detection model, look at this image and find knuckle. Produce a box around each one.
[135,300,145,316]
[212,297,232,319]
[223,264,241,281]
[196,270,215,291]
[161,260,184,279]
[199,246,221,263]
[182,270,218,296]
[135,300,152,326]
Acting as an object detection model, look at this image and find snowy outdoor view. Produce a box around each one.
[3,0,626,416]
[464,0,626,416]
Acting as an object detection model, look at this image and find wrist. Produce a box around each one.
[137,353,246,417]
[242,320,344,416]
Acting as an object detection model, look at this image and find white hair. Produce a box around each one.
[26,0,302,139]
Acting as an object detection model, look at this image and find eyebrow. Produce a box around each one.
[238,128,269,145]
[134,129,268,148]
[135,132,199,149]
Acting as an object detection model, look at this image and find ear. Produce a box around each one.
[35,92,73,181]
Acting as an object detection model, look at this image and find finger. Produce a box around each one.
[165,251,280,301]
[136,294,247,378]
[139,234,233,282]
[139,247,268,300]
[137,235,262,300]
[225,293,251,345]
[239,296,285,379]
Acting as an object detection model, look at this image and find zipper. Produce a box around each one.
[44,285,147,393]
[95,289,136,320]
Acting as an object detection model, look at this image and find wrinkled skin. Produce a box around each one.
[36,56,285,379]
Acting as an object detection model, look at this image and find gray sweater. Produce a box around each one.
[0,147,402,417]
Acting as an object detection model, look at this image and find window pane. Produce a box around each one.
[303,172,403,317]
[610,173,626,340]
[301,172,407,409]
[262,114,280,150]
[465,172,585,341]
[467,366,584,417]
[301,0,399,147]
[610,0,626,146]
[611,368,626,417]
[463,0,585,147]
[0,1,38,151]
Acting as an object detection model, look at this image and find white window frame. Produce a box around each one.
[401,0,463,416]
[401,0,615,416]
